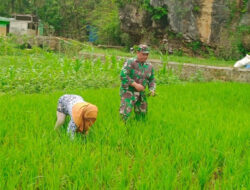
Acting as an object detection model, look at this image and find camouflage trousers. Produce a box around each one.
[119,90,147,121]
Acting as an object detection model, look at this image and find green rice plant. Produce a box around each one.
[0,83,249,189]
[0,39,248,189]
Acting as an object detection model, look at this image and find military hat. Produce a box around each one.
[137,44,150,53]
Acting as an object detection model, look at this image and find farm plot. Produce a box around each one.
[0,83,249,189]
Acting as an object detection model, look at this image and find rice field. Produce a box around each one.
[0,38,249,189]
[0,83,249,189]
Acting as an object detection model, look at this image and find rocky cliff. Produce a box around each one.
[119,0,250,58]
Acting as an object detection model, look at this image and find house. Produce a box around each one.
[10,14,41,36]
[0,14,43,36]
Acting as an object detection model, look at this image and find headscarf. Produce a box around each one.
[72,102,98,133]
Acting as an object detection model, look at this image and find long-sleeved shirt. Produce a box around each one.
[120,57,156,92]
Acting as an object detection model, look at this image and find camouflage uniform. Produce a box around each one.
[119,57,156,120]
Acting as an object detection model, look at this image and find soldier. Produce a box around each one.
[54,94,98,139]
[119,44,156,121]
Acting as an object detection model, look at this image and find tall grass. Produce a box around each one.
[0,83,249,189]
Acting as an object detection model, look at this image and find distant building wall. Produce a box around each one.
[9,21,28,35]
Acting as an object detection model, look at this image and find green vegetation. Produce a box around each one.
[1,0,249,59]
[0,0,122,44]
[193,5,201,13]
[0,37,237,94]
[241,0,249,13]
[0,83,249,189]
[142,0,168,20]
[0,37,180,94]
[87,0,121,45]
[0,50,122,93]
[80,46,235,66]
[188,41,202,53]
[0,35,249,189]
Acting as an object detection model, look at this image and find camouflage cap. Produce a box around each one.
[137,44,150,53]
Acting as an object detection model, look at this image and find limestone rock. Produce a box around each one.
[119,0,248,55]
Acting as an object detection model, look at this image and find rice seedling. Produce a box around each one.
[0,83,249,189]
